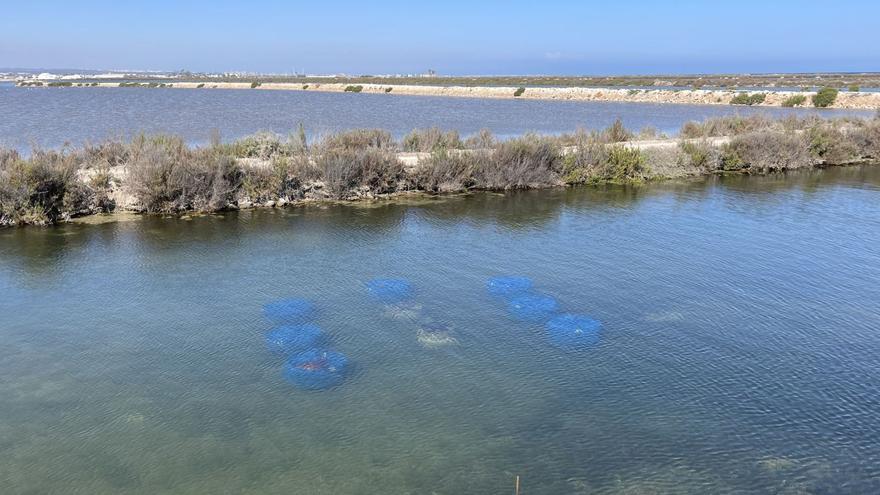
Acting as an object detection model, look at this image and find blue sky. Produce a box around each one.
[2,0,878,75]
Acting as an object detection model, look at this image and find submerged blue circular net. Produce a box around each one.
[366,278,413,304]
[283,349,349,390]
[486,276,533,297]
[265,324,323,355]
[263,298,315,323]
[545,314,602,349]
[507,293,559,322]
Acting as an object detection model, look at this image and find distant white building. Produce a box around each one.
[36,73,60,80]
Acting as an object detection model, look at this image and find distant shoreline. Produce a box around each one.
[15,80,880,109]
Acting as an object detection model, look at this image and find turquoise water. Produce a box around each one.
[2,167,880,493]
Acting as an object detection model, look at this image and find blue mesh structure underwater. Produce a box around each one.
[486,276,533,297]
[366,278,413,304]
[545,314,603,349]
[263,298,316,323]
[507,293,559,322]
[265,324,323,355]
[283,349,350,390]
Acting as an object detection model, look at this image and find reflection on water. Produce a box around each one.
[1,166,880,494]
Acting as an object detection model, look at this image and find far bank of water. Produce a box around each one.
[1,85,874,152]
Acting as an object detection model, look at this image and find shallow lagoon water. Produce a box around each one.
[2,167,880,493]
[1,85,875,152]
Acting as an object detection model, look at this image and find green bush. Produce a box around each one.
[730,92,766,106]
[562,141,646,184]
[781,94,807,107]
[302,84,309,90]
[196,83,205,88]
[812,87,838,108]
[679,140,718,171]
[344,85,364,93]
[250,81,262,89]
[604,146,647,181]
[385,87,393,93]
[806,125,859,164]
[47,81,73,87]
[513,87,526,97]
[848,85,860,92]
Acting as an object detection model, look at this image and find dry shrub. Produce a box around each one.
[844,119,880,161]
[807,124,861,164]
[462,129,497,150]
[415,150,482,192]
[0,148,94,225]
[316,148,405,199]
[562,138,648,184]
[321,129,395,151]
[680,115,779,138]
[240,154,315,202]
[475,135,562,189]
[601,118,632,143]
[678,140,721,172]
[126,135,243,212]
[226,132,291,159]
[721,131,811,172]
[82,139,129,168]
[402,128,463,152]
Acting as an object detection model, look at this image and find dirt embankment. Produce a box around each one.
[42,81,880,109]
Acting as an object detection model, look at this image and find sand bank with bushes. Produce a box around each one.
[2,115,878,227]
[19,80,880,109]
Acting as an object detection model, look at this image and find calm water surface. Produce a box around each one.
[1,85,874,152]
[2,167,880,494]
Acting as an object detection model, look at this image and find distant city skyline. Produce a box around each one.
[2,0,879,75]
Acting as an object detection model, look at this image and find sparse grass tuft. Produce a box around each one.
[320,129,395,151]
[781,94,807,107]
[402,128,463,152]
